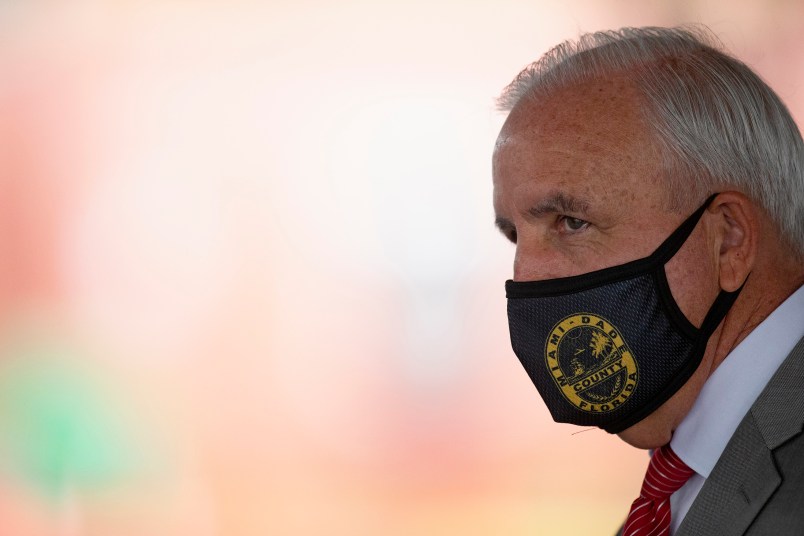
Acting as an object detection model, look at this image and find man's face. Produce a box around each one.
[492,77,723,448]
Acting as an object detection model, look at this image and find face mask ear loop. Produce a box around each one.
[649,194,719,266]
[698,275,749,339]
[602,276,749,435]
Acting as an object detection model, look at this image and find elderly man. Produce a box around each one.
[493,27,804,535]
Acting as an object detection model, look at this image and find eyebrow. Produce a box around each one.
[494,191,591,238]
[527,192,590,218]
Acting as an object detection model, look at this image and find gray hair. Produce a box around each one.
[498,26,804,255]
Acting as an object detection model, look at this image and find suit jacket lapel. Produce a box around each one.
[676,334,804,536]
[674,414,780,535]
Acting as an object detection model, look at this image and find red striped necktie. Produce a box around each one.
[623,444,695,536]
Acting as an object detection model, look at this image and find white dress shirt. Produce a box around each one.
[667,283,804,534]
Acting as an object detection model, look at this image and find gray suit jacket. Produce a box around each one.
[618,334,804,535]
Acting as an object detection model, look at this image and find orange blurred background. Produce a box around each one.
[0,1,802,534]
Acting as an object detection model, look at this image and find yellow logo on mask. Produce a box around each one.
[545,313,638,413]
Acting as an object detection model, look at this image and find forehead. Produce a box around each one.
[493,77,664,209]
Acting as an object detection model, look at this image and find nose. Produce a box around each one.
[512,237,568,282]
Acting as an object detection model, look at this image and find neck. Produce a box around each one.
[710,256,804,372]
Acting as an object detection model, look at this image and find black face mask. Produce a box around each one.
[505,195,743,434]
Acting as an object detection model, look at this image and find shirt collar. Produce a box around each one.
[670,283,804,477]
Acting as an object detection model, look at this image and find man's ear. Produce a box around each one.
[709,191,758,292]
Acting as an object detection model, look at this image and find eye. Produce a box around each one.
[559,216,589,232]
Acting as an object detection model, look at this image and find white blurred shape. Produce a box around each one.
[330,94,483,281]
[326,93,494,386]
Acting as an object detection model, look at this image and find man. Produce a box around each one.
[492,26,804,535]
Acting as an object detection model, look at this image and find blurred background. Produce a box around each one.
[0,0,801,534]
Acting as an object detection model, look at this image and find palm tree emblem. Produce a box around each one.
[589,331,614,362]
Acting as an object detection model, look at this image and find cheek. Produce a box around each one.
[663,227,720,327]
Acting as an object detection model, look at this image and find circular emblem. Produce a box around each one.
[544,313,638,413]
